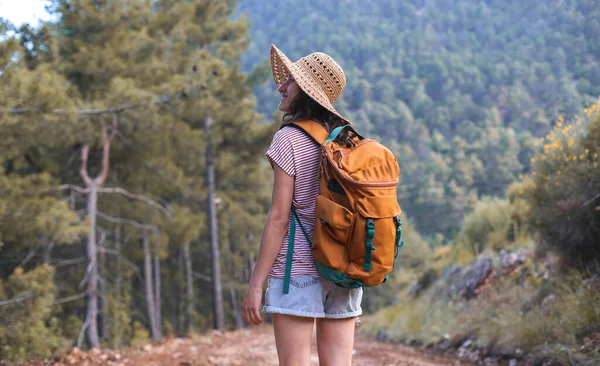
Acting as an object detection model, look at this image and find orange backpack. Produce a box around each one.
[282,120,404,294]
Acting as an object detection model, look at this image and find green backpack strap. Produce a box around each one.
[393,216,404,267]
[282,209,296,294]
[364,218,376,272]
[324,125,364,144]
[282,206,312,294]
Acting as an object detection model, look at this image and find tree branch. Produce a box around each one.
[192,271,241,290]
[97,187,170,216]
[77,318,89,349]
[79,257,95,289]
[96,113,118,185]
[1,85,207,116]
[0,291,34,306]
[98,248,137,269]
[80,145,92,186]
[56,184,171,217]
[96,211,158,232]
[57,184,90,194]
[97,247,143,283]
[114,128,133,146]
[193,271,212,283]
[53,292,87,305]
[18,247,37,268]
[52,257,86,267]
[581,193,600,208]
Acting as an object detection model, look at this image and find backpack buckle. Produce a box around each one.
[393,216,404,248]
[364,218,376,272]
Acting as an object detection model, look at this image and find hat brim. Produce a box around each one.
[270,44,352,125]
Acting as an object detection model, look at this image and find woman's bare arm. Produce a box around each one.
[242,163,294,325]
[248,164,294,290]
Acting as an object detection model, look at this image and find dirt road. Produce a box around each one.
[17,325,458,366]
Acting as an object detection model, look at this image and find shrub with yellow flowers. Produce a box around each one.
[521,98,600,270]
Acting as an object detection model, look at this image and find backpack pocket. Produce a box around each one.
[347,196,401,286]
[312,195,354,271]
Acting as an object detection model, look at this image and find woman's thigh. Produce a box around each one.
[315,317,356,366]
[272,313,315,366]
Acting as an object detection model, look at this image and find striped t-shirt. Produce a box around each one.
[265,125,320,278]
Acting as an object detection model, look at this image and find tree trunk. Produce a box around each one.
[85,181,101,349]
[115,225,122,304]
[43,240,54,264]
[98,230,108,340]
[153,251,162,339]
[176,248,184,335]
[143,232,160,341]
[79,116,117,349]
[205,115,224,330]
[230,287,243,329]
[183,244,194,334]
[113,225,122,349]
[70,188,76,211]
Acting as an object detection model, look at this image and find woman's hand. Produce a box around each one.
[242,285,264,325]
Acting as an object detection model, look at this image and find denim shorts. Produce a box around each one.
[263,276,363,319]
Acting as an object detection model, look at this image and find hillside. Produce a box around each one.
[238,0,600,236]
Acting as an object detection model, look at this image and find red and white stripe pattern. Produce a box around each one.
[266,126,320,278]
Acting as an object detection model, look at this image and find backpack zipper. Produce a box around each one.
[323,148,398,188]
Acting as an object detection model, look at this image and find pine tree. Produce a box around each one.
[2,1,273,357]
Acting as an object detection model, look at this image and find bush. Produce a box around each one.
[506,178,537,242]
[106,292,133,349]
[130,321,150,348]
[496,272,600,362]
[364,292,465,345]
[398,217,434,272]
[362,217,433,313]
[0,265,68,362]
[364,265,600,364]
[523,103,600,270]
[455,197,513,255]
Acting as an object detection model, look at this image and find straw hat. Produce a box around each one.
[270,44,352,125]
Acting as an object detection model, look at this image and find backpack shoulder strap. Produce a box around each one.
[282,205,313,294]
[285,120,329,145]
[284,121,365,145]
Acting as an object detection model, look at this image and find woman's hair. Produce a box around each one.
[283,92,355,147]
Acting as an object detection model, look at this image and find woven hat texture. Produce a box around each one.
[270,44,351,125]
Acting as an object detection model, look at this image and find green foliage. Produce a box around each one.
[368,102,600,363]
[365,265,600,364]
[239,0,600,235]
[362,217,432,313]
[0,265,68,361]
[0,170,87,278]
[523,102,600,270]
[456,198,513,255]
[364,292,464,344]
[1,0,273,360]
[506,178,537,242]
[130,321,150,348]
[1,0,599,361]
[397,218,433,272]
[105,292,133,349]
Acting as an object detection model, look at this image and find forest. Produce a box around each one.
[0,0,599,364]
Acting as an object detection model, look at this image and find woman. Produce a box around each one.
[242,45,362,366]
